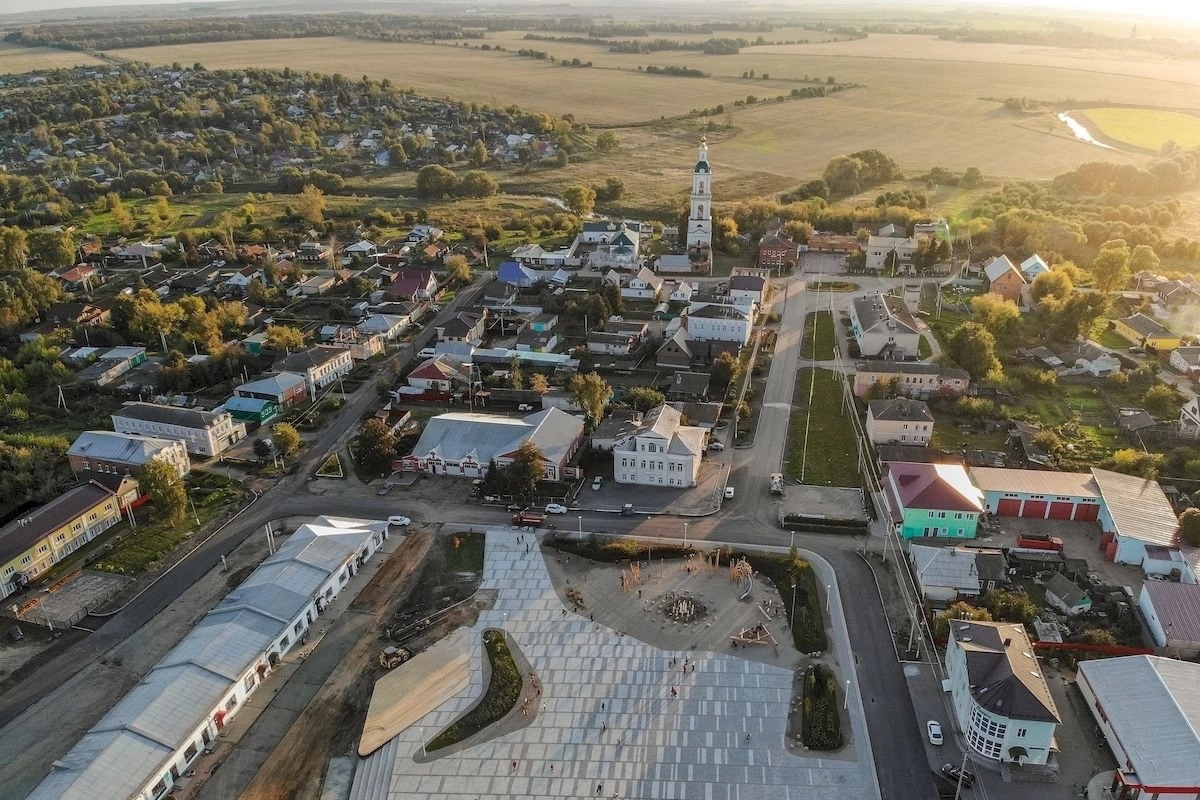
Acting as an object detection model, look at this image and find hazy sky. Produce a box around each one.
[2,0,1198,22]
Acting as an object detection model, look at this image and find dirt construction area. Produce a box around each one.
[207,530,486,800]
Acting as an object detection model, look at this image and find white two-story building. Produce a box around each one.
[613,404,706,488]
[111,403,246,458]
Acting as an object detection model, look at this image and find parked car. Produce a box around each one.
[418,347,436,358]
[940,763,975,788]
[506,503,525,512]
[377,484,393,496]
[517,404,534,411]
[592,476,603,491]
[708,441,725,452]
[926,720,943,745]
[387,515,411,527]
[544,503,569,515]
[724,486,735,499]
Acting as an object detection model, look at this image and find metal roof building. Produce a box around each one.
[27,517,389,800]
[1078,656,1200,796]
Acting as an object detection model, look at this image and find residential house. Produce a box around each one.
[223,265,263,292]
[297,241,333,263]
[657,254,698,274]
[667,371,711,402]
[481,282,518,309]
[67,431,191,478]
[1169,346,1200,378]
[324,328,383,361]
[389,269,439,301]
[399,408,584,480]
[20,300,111,342]
[406,354,471,391]
[882,461,984,539]
[1180,397,1200,439]
[604,319,648,340]
[757,230,800,271]
[688,291,757,318]
[530,313,558,333]
[865,225,919,272]
[729,270,770,305]
[621,267,664,301]
[273,346,354,401]
[1112,313,1181,351]
[984,256,1026,303]
[1019,254,1050,281]
[515,327,557,352]
[667,281,695,303]
[848,293,922,358]
[55,264,99,291]
[512,243,551,265]
[1056,340,1121,377]
[1157,279,1200,311]
[684,305,753,346]
[806,233,860,255]
[0,481,129,599]
[234,371,308,409]
[112,402,247,458]
[436,313,486,345]
[657,328,700,370]
[613,404,706,488]
[945,620,1060,765]
[866,398,934,446]
[1138,582,1200,658]
[587,331,637,357]
[498,261,541,288]
[590,411,645,451]
[908,544,992,604]
[1044,573,1092,616]
[343,239,377,260]
[77,347,148,387]
[853,360,970,398]
[356,313,409,341]
[296,272,338,297]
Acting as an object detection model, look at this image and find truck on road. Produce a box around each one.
[512,510,547,526]
[769,473,784,495]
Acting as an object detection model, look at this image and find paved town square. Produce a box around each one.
[349,531,875,800]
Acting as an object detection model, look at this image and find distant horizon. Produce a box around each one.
[2,0,1198,24]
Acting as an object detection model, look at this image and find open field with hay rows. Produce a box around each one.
[0,42,102,75]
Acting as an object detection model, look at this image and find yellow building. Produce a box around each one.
[0,479,133,599]
[1111,313,1182,351]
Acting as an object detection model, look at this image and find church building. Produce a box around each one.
[686,138,713,255]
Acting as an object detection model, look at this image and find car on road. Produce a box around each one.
[387,515,411,527]
[377,484,393,496]
[592,476,603,491]
[940,763,975,788]
[926,720,943,745]
[544,503,569,515]
[708,441,725,452]
[418,347,436,358]
[506,503,525,512]
[724,486,735,500]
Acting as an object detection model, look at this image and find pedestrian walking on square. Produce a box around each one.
[596,783,603,795]
[601,701,605,711]
[511,760,518,772]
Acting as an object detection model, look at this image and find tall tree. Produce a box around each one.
[296,183,326,226]
[595,131,620,153]
[272,422,302,459]
[457,170,498,198]
[1091,239,1132,293]
[569,371,612,426]
[444,253,473,284]
[469,139,490,167]
[1030,270,1073,303]
[529,373,550,394]
[416,164,458,198]
[969,294,1022,348]
[0,226,29,270]
[946,322,1001,380]
[356,418,397,475]
[140,458,187,523]
[1129,243,1160,275]
[561,184,596,216]
[28,229,76,269]
[265,324,305,352]
[505,441,545,499]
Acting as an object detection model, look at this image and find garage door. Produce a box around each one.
[1073,503,1100,522]
[996,498,1022,516]
[1048,502,1074,520]
[1022,500,1049,518]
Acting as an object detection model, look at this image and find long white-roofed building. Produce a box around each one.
[26,516,391,800]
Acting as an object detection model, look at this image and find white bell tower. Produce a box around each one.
[686,137,712,252]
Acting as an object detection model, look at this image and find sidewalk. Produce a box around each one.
[174,527,411,800]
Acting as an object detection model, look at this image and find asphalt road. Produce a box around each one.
[1,269,938,800]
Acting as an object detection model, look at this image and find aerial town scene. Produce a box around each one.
[0,0,1199,798]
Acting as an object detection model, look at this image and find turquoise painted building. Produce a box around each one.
[883,461,983,540]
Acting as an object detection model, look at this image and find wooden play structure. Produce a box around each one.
[730,623,777,647]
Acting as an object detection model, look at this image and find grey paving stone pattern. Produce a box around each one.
[350,532,873,800]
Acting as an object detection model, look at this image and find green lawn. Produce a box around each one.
[1079,107,1200,151]
[91,473,242,576]
[799,311,836,360]
[784,368,860,487]
[1093,324,1133,350]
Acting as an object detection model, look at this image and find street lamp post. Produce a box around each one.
[790,581,798,626]
[683,522,689,548]
[843,679,850,710]
[419,726,427,759]
[577,515,582,540]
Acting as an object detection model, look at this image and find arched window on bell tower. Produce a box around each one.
[697,204,704,217]
[699,181,706,194]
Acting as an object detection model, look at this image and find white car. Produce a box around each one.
[708,442,725,452]
[387,515,411,527]
[724,486,735,500]
[544,503,569,515]
[592,476,603,491]
[418,347,437,358]
[926,720,943,746]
